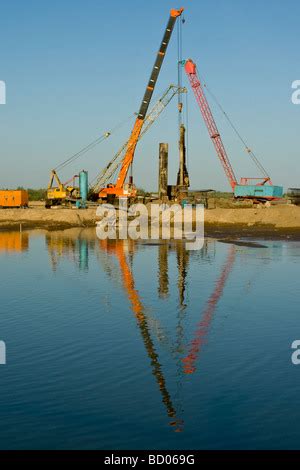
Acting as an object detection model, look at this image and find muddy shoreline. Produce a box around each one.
[1,205,300,240]
[1,221,300,240]
[204,224,300,240]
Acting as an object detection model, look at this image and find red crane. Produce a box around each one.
[184,59,238,190]
[183,59,284,203]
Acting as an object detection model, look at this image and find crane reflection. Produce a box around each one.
[99,239,184,432]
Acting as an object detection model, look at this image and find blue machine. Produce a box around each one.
[79,170,88,208]
[79,170,88,201]
[234,184,283,200]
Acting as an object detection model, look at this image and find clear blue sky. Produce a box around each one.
[0,0,299,191]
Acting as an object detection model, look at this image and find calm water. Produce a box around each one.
[0,228,299,450]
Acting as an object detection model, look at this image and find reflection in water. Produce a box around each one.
[158,244,169,299]
[46,231,90,272]
[1,228,296,449]
[99,239,183,432]
[182,245,236,375]
[0,231,29,252]
[177,243,190,309]
[43,229,239,430]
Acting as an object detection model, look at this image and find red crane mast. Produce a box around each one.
[184,59,238,190]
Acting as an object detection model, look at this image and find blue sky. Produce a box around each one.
[0,0,299,191]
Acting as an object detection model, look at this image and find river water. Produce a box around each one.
[0,228,299,450]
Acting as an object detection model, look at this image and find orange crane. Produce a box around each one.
[99,8,184,200]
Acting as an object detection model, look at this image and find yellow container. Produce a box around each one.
[0,190,29,208]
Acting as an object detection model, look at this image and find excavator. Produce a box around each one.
[97,8,184,201]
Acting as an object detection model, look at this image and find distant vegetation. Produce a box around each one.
[137,188,152,197]
[27,188,47,201]
[1,186,232,202]
[15,187,47,201]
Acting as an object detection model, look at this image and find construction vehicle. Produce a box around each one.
[184,59,283,202]
[45,170,88,208]
[46,128,112,208]
[46,170,79,208]
[91,84,186,197]
[97,8,184,201]
[287,188,300,205]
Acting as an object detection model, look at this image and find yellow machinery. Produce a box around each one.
[45,170,80,208]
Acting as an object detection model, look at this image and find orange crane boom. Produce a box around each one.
[99,8,184,199]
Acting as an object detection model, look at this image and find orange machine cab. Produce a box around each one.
[0,190,29,208]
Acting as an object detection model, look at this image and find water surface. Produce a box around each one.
[0,228,299,449]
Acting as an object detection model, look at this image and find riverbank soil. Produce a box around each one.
[0,203,300,238]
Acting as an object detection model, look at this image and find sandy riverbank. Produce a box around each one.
[1,204,300,239]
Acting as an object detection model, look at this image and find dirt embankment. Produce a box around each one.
[0,206,98,231]
[204,205,300,238]
[205,205,300,228]
[1,203,300,238]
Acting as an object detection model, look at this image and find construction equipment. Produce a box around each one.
[45,170,88,208]
[45,128,114,207]
[287,188,300,205]
[91,84,186,196]
[97,8,184,201]
[184,59,283,202]
[0,190,28,208]
[45,170,80,208]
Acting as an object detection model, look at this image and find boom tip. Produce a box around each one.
[170,7,184,18]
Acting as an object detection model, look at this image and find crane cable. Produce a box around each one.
[177,14,184,130]
[201,80,270,179]
[90,85,185,190]
[185,89,189,168]
[54,112,136,173]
